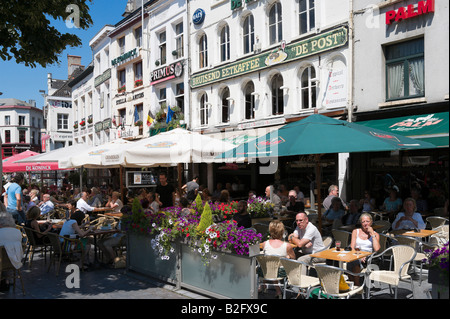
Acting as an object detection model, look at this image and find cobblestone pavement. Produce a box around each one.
[1,252,432,300]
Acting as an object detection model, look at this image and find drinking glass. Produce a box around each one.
[335,240,341,251]
[355,245,361,255]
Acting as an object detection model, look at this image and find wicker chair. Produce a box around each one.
[331,229,352,248]
[0,246,25,295]
[426,216,448,229]
[280,258,320,299]
[365,245,416,299]
[46,232,85,276]
[22,227,50,267]
[255,255,285,295]
[315,264,366,299]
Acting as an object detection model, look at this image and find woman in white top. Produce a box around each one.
[106,191,124,214]
[260,220,295,298]
[348,213,380,285]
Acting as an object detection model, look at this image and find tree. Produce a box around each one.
[0,0,93,68]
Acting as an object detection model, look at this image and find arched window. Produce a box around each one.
[199,34,208,68]
[200,93,209,126]
[221,87,230,123]
[244,81,255,120]
[220,25,230,62]
[243,15,255,54]
[300,66,317,109]
[299,0,315,35]
[271,74,284,115]
[269,2,282,45]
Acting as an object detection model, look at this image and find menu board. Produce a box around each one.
[126,171,157,188]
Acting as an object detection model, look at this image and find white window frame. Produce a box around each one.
[269,2,283,45]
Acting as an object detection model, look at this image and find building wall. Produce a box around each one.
[353,0,449,113]
[72,71,94,146]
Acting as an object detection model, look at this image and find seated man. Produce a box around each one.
[38,194,55,216]
[323,196,346,224]
[288,212,325,274]
[342,199,362,227]
[286,190,305,214]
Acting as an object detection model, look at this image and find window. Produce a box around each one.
[18,115,26,126]
[32,132,36,145]
[220,25,230,62]
[159,31,166,65]
[118,36,125,55]
[243,15,255,54]
[134,61,143,87]
[118,69,126,89]
[221,87,230,123]
[19,130,26,143]
[119,108,126,126]
[32,117,35,127]
[244,81,256,120]
[4,115,10,125]
[200,94,209,126]
[269,2,283,45]
[135,26,142,47]
[175,82,185,113]
[271,74,284,115]
[385,38,424,101]
[134,104,143,124]
[4,130,10,143]
[158,88,166,108]
[199,34,208,69]
[299,0,315,35]
[38,119,41,128]
[175,22,184,58]
[300,66,317,109]
[57,114,69,130]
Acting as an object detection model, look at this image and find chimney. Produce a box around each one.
[67,55,84,78]
[29,100,36,107]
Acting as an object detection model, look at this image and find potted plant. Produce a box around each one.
[87,116,93,124]
[79,120,86,127]
[118,85,126,93]
[134,120,143,127]
[134,79,143,87]
[424,242,449,298]
[73,122,78,129]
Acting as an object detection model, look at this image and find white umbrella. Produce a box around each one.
[14,144,89,164]
[60,139,134,169]
[101,128,235,167]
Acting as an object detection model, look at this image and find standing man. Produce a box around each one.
[182,176,199,202]
[4,173,25,224]
[323,185,348,211]
[288,212,325,273]
[155,172,175,208]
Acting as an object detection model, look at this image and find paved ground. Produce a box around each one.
[1,251,433,300]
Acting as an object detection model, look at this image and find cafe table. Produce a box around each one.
[387,229,438,239]
[310,248,372,268]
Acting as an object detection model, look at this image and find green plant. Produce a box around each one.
[424,241,449,282]
[196,201,213,235]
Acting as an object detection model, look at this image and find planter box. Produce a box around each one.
[126,232,257,298]
[428,268,449,299]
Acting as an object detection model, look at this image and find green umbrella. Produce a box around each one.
[220,114,436,160]
[219,113,436,231]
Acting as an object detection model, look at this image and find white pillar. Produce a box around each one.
[338,153,349,202]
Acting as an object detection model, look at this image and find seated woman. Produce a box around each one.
[392,197,426,230]
[348,213,380,286]
[259,220,295,298]
[105,191,124,215]
[381,186,403,221]
[59,211,93,265]
[25,206,53,244]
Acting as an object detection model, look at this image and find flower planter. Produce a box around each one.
[428,268,449,299]
[126,232,258,298]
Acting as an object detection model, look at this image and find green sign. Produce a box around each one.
[102,118,112,130]
[111,48,138,66]
[94,68,111,87]
[190,27,348,88]
[231,0,258,10]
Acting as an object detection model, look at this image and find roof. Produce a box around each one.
[0,98,34,107]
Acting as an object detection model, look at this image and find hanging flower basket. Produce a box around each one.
[73,123,78,129]
[79,120,86,127]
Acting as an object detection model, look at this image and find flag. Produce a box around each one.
[146,110,154,126]
[134,106,140,124]
[166,105,174,124]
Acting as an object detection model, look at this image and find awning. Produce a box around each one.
[357,112,449,148]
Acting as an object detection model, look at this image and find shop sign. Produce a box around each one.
[111,48,138,66]
[95,122,103,133]
[192,8,205,25]
[231,0,258,11]
[102,118,112,130]
[191,26,348,88]
[116,98,126,105]
[150,61,183,85]
[322,68,347,109]
[94,68,111,87]
[133,92,144,100]
[48,99,72,108]
[386,0,434,25]
[389,114,444,132]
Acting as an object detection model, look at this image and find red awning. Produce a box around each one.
[2,150,62,173]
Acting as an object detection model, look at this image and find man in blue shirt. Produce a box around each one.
[4,173,25,224]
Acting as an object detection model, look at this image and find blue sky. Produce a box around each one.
[0,0,127,107]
